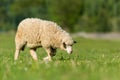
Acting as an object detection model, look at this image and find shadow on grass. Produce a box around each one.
[53,53,80,61]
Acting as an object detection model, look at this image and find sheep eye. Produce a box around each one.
[63,42,66,48]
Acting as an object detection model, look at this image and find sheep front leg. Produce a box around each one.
[43,47,52,62]
[30,48,38,61]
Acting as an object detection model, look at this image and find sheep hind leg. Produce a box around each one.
[14,49,20,60]
[14,41,26,60]
[30,48,38,61]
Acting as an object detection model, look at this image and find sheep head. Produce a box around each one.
[60,36,76,54]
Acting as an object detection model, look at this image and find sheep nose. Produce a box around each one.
[66,46,72,54]
[67,50,72,54]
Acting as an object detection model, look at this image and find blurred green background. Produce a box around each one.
[1,1,120,80]
[0,0,120,33]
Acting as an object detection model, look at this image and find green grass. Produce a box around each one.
[0,33,120,80]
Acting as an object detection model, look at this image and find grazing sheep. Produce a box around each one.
[14,18,76,62]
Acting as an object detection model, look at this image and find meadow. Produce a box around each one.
[0,33,120,80]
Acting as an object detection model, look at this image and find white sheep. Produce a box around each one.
[14,18,76,62]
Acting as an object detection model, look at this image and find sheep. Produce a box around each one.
[14,18,76,62]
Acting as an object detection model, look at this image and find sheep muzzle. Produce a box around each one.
[66,46,72,54]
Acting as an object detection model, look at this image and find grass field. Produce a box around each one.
[0,33,120,80]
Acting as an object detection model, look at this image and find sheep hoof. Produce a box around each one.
[43,56,52,63]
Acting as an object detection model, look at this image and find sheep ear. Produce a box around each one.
[63,42,66,48]
[74,41,77,43]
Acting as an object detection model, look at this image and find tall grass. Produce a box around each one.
[0,33,120,80]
